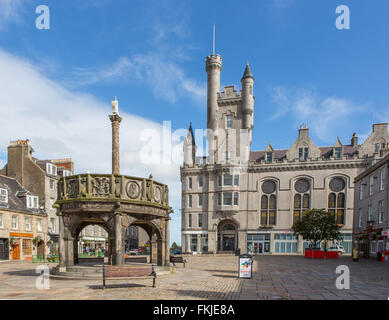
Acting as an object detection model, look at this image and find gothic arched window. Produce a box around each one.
[328,177,346,224]
[293,178,311,224]
[260,180,277,225]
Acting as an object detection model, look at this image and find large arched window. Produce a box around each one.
[260,180,277,225]
[328,177,346,224]
[293,178,311,224]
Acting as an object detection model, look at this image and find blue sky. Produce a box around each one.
[1,0,389,244]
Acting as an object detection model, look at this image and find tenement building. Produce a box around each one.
[180,51,389,255]
[0,140,73,254]
[353,152,389,258]
[0,175,47,260]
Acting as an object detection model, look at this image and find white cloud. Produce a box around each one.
[270,87,366,142]
[0,0,28,30]
[0,48,183,244]
[68,53,206,105]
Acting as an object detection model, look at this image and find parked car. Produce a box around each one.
[127,249,138,256]
[327,245,345,255]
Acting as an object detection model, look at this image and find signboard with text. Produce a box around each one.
[239,254,253,279]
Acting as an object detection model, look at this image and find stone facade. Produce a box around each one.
[353,152,389,258]
[0,140,73,254]
[0,175,47,260]
[181,53,389,256]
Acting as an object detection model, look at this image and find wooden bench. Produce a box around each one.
[125,256,148,263]
[170,255,187,268]
[102,265,156,288]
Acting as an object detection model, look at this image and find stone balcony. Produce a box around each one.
[55,174,172,217]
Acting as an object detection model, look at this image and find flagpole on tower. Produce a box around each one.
[213,24,215,56]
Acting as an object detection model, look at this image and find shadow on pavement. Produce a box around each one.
[88,283,146,290]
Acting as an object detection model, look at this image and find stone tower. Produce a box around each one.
[109,97,122,175]
[183,122,196,167]
[206,54,222,162]
[241,63,254,144]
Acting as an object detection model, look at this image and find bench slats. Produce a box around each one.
[102,265,156,288]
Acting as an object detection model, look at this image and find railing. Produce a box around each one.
[56,173,171,210]
[32,254,59,263]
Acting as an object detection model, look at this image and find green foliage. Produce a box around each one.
[292,209,341,249]
[170,242,181,251]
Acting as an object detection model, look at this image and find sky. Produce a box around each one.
[1,0,389,245]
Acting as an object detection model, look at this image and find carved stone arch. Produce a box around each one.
[289,174,314,191]
[256,176,280,193]
[324,173,351,189]
[212,217,240,231]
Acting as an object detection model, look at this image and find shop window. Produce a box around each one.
[22,239,32,256]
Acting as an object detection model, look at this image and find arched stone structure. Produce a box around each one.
[216,219,239,252]
[55,173,172,268]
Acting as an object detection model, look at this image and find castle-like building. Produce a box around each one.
[180,52,389,255]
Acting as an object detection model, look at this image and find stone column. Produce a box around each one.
[113,214,125,265]
[238,231,247,254]
[58,214,65,267]
[197,234,201,254]
[186,234,191,253]
[164,218,170,266]
[208,231,216,253]
[150,234,158,264]
[109,114,122,175]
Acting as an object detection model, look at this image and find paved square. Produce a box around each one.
[0,255,387,300]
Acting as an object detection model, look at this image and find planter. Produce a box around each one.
[326,251,339,259]
[305,250,325,259]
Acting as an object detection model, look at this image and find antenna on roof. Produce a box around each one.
[213,24,215,55]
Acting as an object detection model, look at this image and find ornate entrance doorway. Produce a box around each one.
[217,220,238,252]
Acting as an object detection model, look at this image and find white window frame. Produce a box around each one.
[198,176,203,189]
[223,174,233,186]
[380,169,385,191]
[358,209,362,227]
[369,176,373,196]
[12,215,18,230]
[368,205,372,221]
[37,219,42,232]
[0,213,3,228]
[378,200,383,224]
[27,195,39,209]
[217,175,222,187]
[223,192,233,206]
[233,192,239,206]
[198,213,203,228]
[234,175,239,186]
[226,115,233,129]
[0,188,8,203]
[25,217,31,231]
[198,194,203,208]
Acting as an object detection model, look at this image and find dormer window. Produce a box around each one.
[63,170,72,177]
[266,152,273,163]
[226,115,233,129]
[27,195,39,209]
[46,163,57,176]
[0,188,8,203]
[334,147,342,159]
[299,147,309,160]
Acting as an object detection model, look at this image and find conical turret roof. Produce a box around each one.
[241,63,254,81]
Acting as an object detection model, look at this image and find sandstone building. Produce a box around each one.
[0,140,73,254]
[180,52,389,255]
[0,175,47,260]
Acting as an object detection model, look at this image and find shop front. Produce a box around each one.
[247,233,271,254]
[9,232,33,260]
[0,238,9,260]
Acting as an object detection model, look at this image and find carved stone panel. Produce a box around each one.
[91,177,110,196]
[154,186,161,203]
[126,181,140,199]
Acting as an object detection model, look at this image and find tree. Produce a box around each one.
[170,242,181,252]
[292,209,341,249]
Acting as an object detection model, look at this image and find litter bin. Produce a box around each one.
[235,248,241,256]
[377,251,382,261]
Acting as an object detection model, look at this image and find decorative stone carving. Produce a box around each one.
[121,215,130,227]
[154,186,161,202]
[92,177,110,196]
[126,181,140,199]
[66,179,79,198]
